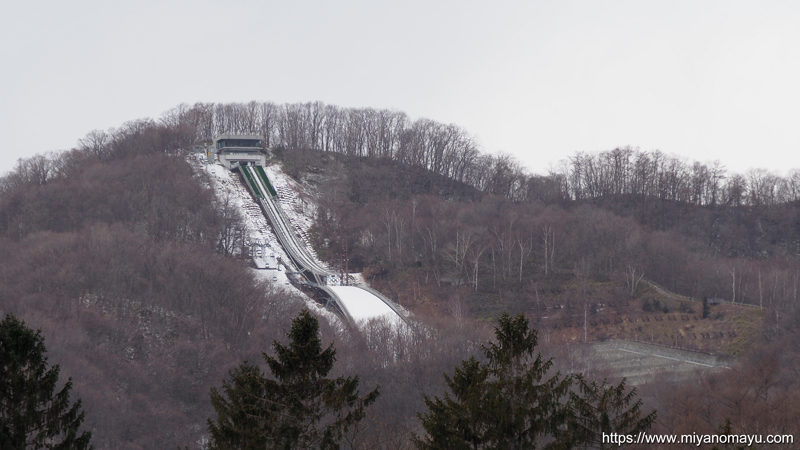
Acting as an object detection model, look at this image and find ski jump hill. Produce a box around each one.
[234,160,406,327]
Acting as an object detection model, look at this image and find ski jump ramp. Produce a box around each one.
[236,162,406,327]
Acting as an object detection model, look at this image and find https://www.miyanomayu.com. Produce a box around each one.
[603,431,793,447]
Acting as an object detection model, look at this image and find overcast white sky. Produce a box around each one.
[2,0,799,177]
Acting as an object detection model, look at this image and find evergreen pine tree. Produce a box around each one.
[567,376,656,449]
[207,309,379,450]
[415,357,491,450]
[482,313,572,449]
[0,314,93,450]
[207,362,269,450]
[415,313,572,450]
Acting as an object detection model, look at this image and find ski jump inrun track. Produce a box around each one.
[236,162,406,327]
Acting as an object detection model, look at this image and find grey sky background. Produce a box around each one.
[2,0,799,177]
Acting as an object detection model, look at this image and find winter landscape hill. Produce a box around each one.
[1,102,799,449]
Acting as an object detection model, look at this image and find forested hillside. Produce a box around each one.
[0,116,499,449]
[2,101,800,448]
[0,122,305,448]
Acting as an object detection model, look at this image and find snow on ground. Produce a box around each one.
[200,160,291,268]
[188,154,405,331]
[260,163,408,327]
[328,286,403,327]
[187,155,345,327]
[263,164,323,264]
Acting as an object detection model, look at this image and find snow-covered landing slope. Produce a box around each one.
[327,286,404,327]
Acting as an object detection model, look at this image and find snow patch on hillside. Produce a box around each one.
[263,164,320,260]
[188,155,343,329]
[189,154,407,330]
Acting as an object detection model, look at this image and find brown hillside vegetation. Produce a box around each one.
[2,103,800,448]
[0,119,498,449]
[0,123,309,448]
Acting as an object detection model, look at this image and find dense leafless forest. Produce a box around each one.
[2,102,800,449]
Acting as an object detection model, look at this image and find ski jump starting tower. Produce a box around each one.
[212,134,267,169]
